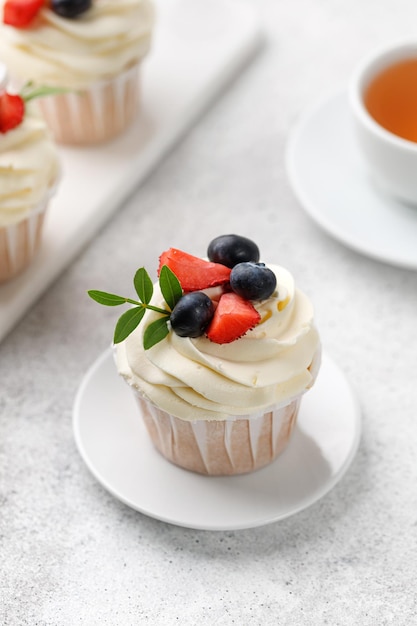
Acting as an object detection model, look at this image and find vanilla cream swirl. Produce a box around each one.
[116,265,321,421]
[0,104,60,226]
[0,0,154,89]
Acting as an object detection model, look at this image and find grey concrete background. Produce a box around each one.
[1,0,417,624]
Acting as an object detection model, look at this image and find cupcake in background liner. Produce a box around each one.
[89,236,322,476]
[0,0,155,145]
[0,64,60,283]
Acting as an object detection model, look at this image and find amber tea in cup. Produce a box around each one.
[364,58,417,143]
[350,42,417,205]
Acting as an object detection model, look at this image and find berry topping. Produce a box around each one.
[0,83,70,134]
[158,248,231,292]
[207,234,260,268]
[3,0,44,28]
[51,0,92,18]
[206,292,261,344]
[0,92,24,134]
[89,237,276,348]
[230,262,277,301]
[170,292,215,338]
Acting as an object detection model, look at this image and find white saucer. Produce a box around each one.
[73,349,360,531]
[286,90,417,270]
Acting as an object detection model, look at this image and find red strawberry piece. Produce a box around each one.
[206,292,261,344]
[0,92,25,133]
[158,248,231,292]
[3,0,45,28]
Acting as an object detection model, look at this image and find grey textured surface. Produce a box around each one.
[1,0,417,624]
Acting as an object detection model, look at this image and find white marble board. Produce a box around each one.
[0,0,262,343]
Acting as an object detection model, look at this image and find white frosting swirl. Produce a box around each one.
[116,265,321,421]
[0,103,60,226]
[0,0,154,89]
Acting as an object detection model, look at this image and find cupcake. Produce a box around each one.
[89,235,321,475]
[0,64,60,283]
[0,0,154,145]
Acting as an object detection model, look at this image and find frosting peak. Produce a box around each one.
[0,103,60,225]
[116,264,321,421]
[0,0,155,89]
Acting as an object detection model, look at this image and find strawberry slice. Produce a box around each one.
[206,292,261,344]
[3,0,45,28]
[0,92,25,133]
[158,248,231,292]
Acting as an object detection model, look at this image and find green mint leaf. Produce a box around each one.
[20,82,71,102]
[143,317,169,350]
[134,267,153,304]
[159,265,183,310]
[113,307,146,344]
[88,290,127,306]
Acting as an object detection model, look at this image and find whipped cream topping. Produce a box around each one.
[0,0,154,89]
[0,104,60,226]
[116,264,321,422]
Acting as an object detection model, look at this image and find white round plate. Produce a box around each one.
[286,90,417,270]
[73,349,360,531]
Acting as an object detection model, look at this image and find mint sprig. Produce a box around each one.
[159,264,183,309]
[143,316,170,350]
[19,81,71,103]
[88,266,182,349]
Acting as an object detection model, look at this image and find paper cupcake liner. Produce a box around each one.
[0,175,60,284]
[38,64,141,145]
[134,393,302,476]
[0,205,46,284]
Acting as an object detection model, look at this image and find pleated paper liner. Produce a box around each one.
[39,64,141,146]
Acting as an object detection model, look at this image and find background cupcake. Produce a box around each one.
[0,64,60,283]
[0,0,154,145]
[89,236,321,476]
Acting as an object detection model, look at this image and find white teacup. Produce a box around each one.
[349,42,417,205]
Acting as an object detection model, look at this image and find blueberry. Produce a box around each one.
[207,234,260,268]
[170,292,215,338]
[230,262,277,301]
[51,0,92,18]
